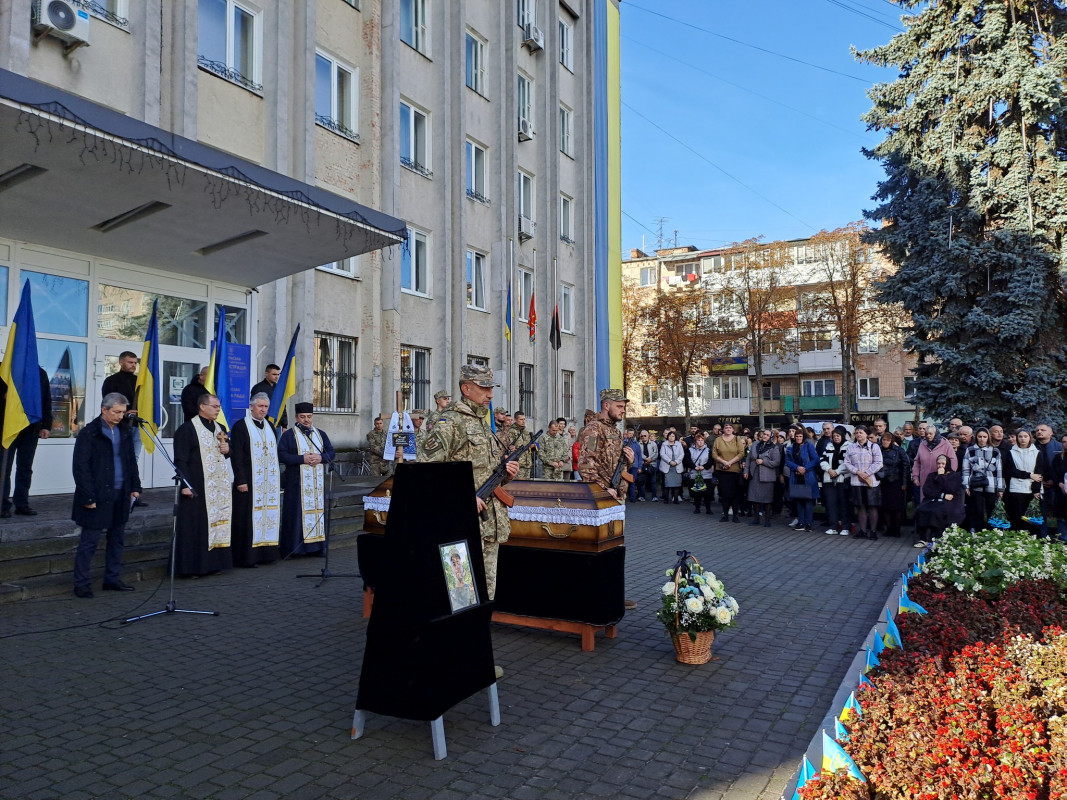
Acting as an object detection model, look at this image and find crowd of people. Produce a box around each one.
[618,417,1067,546]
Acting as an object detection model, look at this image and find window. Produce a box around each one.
[467,355,489,368]
[465,32,486,95]
[214,305,248,344]
[88,0,130,30]
[711,376,747,401]
[558,17,573,71]
[800,330,833,352]
[400,100,431,177]
[858,377,880,399]
[858,332,879,354]
[400,0,428,55]
[686,382,704,399]
[317,256,360,278]
[465,140,488,203]
[315,53,358,140]
[761,381,781,401]
[802,379,836,397]
[559,104,573,156]
[198,0,261,91]
[518,363,535,415]
[904,375,918,398]
[400,346,430,411]
[640,267,656,287]
[518,171,534,221]
[517,0,535,28]
[560,284,574,333]
[517,268,534,322]
[22,272,89,337]
[313,333,357,412]
[402,227,430,295]
[641,386,658,405]
[466,249,487,311]
[559,194,574,243]
[561,370,574,418]
[517,73,533,126]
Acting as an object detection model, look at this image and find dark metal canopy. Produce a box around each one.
[0,69,405,288]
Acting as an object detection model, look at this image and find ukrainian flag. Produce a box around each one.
[1,282,42,448]
[488,400,497,433]
[504,281,513,342]
[135,299,161,452]
[205,306,231,429]
[864,646,880,673]
[884,607,904,649]
[899,589,928,615]
[871,629,886,656]
[834,717,850,743]
[791,756,815,800]
[840,691,862,723]
[821,731,866,782]
[268,324,299,428]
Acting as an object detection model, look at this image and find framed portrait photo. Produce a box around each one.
[440,540,478,613]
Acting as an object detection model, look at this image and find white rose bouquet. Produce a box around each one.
[656,550,740,641]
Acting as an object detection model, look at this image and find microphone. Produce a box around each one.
[128,415,151,425]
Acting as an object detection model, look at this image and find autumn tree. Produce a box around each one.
[620,282,645,404]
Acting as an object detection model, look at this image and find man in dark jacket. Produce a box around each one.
[0,367,53,517]
[181,366,208,424]
[101,350,146,506]
[250,363,287,430]
[71,392,142,598]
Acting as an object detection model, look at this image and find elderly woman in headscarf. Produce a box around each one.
[911,423,957,501]
[913,453,964,547]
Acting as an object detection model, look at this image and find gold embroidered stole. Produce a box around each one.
[192,416,232,549]
[244,412,280,547]
[294,426,326,543]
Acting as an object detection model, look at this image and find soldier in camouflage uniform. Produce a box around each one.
[509,412,535,478]
[365,416,392,476]
[422,365,518,600]
[577,389,634,501]
[540,420,571,481]
[411,410,429,460]
[426,389,452,431]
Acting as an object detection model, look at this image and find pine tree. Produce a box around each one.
[858,0,1067,427]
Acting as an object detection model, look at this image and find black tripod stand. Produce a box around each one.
[294,424,358,587]
[123,423,218,624]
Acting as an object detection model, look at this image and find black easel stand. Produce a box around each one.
[294,425,358,586]
[123,424,218,624]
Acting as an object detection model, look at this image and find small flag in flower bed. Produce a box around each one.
[791,755,816,800]
[899,589,927,615]
[840,691,862,722]
[858,673,874,691]
[834,717,850,743]
[821,731,866,782]
[987,497,1011,529]
[864,646,880,672]
[884,608,904,650]
[1021,495,1044,526]
[871,629,886,656]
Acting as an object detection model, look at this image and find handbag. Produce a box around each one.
[788,479,814,501]
[969,472,989,490]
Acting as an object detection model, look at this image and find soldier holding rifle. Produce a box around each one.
[577,389,635,501]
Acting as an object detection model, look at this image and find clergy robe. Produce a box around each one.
[278,424,336,558]
[229,414,280,567]
[174,416,233,576]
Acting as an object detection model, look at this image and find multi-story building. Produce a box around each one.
[0,0,619,495]
[622,237,919,431]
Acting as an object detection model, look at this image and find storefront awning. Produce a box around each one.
[0,69,405,288]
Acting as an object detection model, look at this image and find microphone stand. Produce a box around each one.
[124,420,218,624]
[294,425,358,587]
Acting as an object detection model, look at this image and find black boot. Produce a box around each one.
[720,513,729,522]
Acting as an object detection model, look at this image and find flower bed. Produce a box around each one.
[799,529,1067,800]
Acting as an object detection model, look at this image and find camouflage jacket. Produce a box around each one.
[366,429,386,459]
[509,426,534,471]
[422,398,512,543]
[577,415,623,491]
[540,432,571,472]
[414,428,429,461]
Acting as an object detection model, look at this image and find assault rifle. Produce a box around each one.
[476,429,544,520]
[609,448,635,502]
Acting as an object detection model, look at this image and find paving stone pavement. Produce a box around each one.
[1,499,919,800]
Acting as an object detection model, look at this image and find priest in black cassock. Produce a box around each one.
[278,402,335,558]
[229,392,281,567]
[173,393,233,576]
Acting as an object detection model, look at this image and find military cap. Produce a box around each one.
[459,364,499,387]
[411,409,427,420]
[433,389,451,401]
[494,406,508,416]
[599,388,628,404]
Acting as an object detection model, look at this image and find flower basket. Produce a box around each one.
[671,630,715,664]
[657,550,738,665]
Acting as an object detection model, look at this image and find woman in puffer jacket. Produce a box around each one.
[912,424,958,500]
[819,426,851,535]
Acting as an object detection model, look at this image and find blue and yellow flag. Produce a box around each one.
[871,629,886,656]
[135,299,161,453]
[884,607,904,649]
[821,731,866,782]
[488,400,497,433]
[504,281,513,341]
[205,306,231,430]
[791,756,816,800]
[267,324,299,428]
[1,282,42,448]
[899,589,928,615]
[840,691,862,723]
[834,717,850,743]
[858,673,874,691]
[864,646,880,673]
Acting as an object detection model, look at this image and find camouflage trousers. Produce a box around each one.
[542,466,564,481]
[481,538,500,600]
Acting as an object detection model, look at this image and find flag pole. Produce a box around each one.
[553,257,559,419]
[509,236,515,413]
[0,445,11,515]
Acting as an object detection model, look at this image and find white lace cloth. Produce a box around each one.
[508,505,626,525]
[362,495,391,512]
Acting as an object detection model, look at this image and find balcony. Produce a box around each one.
[799,395,841,412]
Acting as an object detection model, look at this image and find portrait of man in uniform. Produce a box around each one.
[441,542,477,613]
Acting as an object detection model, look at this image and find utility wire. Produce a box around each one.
[622,101,817,233]
[622,210,734,247]
[822,0,905,32]
[622,35,868,142]
[624,2,872,84]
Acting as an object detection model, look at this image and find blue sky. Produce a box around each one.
[620,0,904,252]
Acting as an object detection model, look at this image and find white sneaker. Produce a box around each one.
[825,528,836,535]
[839,529,849,536]
[788,518,799,528]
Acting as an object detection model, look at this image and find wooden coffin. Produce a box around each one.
[361,477,393,534]
[503,480,624,553]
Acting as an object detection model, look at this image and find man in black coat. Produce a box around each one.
[181,366,208,424]
[101,350,147,506]
[71,393,142,598]
[250,363,287,430]
[0,367,53,517]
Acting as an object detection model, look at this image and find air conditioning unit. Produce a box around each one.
[518,215,535,241]
[523,24,545,52]
[31,0,90,51]
[517,117,533,141]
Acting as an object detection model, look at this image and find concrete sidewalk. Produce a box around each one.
[1,501,918,800]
